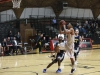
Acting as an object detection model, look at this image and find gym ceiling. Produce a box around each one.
[0,0,100,19]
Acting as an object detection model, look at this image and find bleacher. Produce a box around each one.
[0,23,19,42]
[29,17,100,48]
[0,17,100,50]
[30,18,59,38]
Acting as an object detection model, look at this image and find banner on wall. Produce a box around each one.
[80,38,92,49]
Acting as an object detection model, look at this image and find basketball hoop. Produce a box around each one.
[12,0,22,8]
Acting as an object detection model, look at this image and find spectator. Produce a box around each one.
[1,38,7,55]
[95,25,100,33]
[84,20,90,31]
[41,37,47,49]
[12,37,18,55]
[82,26,87,38]
[76,20,81,28]
[90,23,95,34]
[7,37,12,55]
[86,31,92,38]
[88,19,92,25]
[15,31,21,43]
[52,17,57,27]
[8,30,13,41]
[78,25,83,36]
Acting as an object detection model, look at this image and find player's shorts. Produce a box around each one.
[74,46,80,55]
[65,43,74,58]
[53,50,65,63]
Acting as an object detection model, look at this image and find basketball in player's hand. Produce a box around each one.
[59,20,66,26]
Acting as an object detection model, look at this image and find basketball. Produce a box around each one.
[59,20,66,26]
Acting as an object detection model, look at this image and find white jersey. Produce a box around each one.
[67,34,74,44]
[65,34,74,58]
[58,42,66,50]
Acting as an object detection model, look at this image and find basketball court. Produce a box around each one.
[0,0,100,75]
[0,49,100,75]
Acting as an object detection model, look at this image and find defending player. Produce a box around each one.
[59,20,75,74]
[74,29,82,64]
[43,36,66,73]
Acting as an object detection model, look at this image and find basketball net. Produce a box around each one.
[12,0,22,8]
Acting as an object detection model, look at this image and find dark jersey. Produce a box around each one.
[74,35,80,47]
[2,41,7,47]
[54,42,65,63]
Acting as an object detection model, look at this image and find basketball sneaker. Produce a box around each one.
[70,68,76,74]
[43,69,46,73]
[56,69,61,73]
[75,61,78,65]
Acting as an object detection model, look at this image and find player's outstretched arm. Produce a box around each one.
[63,25,74,34]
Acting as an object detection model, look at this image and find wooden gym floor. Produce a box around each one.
[0,49,100,75]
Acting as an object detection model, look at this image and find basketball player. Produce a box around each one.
[43,36,66,73]
[59,20,75,74]
[74,29,82,64]
[49,34,64,61]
